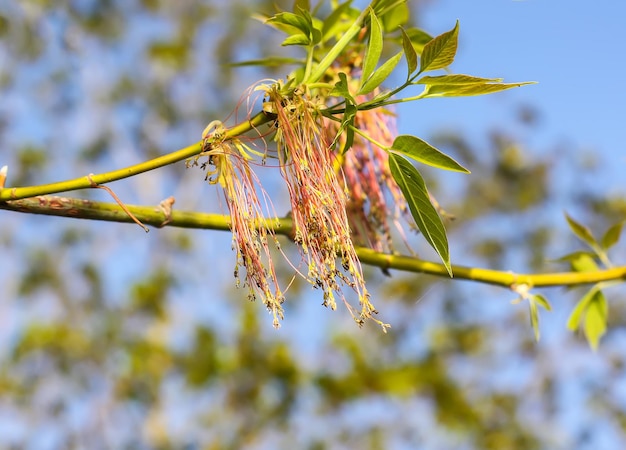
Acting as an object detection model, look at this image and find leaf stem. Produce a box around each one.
[350,124,388,150]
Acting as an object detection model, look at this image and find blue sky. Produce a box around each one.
[410,1,626,170]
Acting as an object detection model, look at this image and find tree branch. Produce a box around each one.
[0,112,272,202]
[3,195,625,290]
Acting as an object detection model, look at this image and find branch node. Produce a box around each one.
[510,281,531,304]
[86,173,98,187]
[156,196,175,228]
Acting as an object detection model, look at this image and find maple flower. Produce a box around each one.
[195,82,396,330]
[193,121,284,327]
[266,85,386,329]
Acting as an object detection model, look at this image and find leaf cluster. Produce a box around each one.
[560,214,624,349]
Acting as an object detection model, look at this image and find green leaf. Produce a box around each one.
[400,27,418,77]
[404,27,433,54]
[388,154,451,275]
[551,250,596,263]
[566,286,597,331]
[565,213,598,249]
[300,9,322,45]
[418,21,459,74]
[415,74,504,85]
[267,11,311,35]
[321,1,354,42]
[310,26,322,45]
[267,9,320,46]
[421,81,535,98]
[361,9,383,85]
[528,294,551,341]
[380,1,409,31]
[390,135,469,173]
[584,290,608,351]
[329,103,357,154]
[341,104,357,154]
[532,294,552,311]
[529,299,540,341]
[358,51,402,95]
[282,34,311,46]
[330,72,355,103]
[570,253,599,273]
[601,221,623,250]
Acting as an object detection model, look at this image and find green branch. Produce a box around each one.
[0,112,273,202]
[3,195,625,290]
[303,6,370,84]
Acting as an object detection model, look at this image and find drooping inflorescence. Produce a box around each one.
[193,82,403,330]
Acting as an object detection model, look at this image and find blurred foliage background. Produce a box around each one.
[1,1,626,449]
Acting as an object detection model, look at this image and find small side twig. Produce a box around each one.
[86,174,149,233]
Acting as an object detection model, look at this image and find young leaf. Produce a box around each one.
[267,11,312,35]
[361,9,383,85]
[570,253,599,273]
[566,286,597,331]
[403,27,433,54]
[330,72,355,103]
[299,8,322,45]
[282,34,311,46]
[267,9,320,46]
[526,294,551,341]
[529,299,540,341]
[321,0,355,42]
[532,294,552,311]
[565,213,598,249]
[415,74,504,85]
[388,153,451,275]
[341,104,357,154]
[390,135,469,173]
[601,220,623,250]
[400,27,418,77]
[358,51,403,95]
[380,1,409,31]
[330,103,357,154]
[421,81,535,98]
[418,21,459,74]
[584,290,608,351]
[551,250,595,263]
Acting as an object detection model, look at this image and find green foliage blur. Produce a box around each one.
[1,1,626,449]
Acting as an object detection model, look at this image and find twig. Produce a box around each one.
[2,195,625,290]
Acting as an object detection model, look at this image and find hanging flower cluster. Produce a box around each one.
[194,81,405,330]
[191,120,285,327]
[340,93,414,255]
[267,84,378,327]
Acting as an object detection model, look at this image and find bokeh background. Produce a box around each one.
[1,1,625,449]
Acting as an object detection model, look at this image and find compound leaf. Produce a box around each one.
[389,153,451,275]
